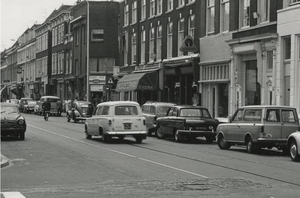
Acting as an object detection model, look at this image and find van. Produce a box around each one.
[36,96,62,116]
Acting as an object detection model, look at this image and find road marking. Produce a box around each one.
[29,125,208,178]
[1,192,26,198]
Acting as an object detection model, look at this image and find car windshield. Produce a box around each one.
[1,106,19,114]
[157,106,171,116]
[180,108,211,118]
[115,106,138,115]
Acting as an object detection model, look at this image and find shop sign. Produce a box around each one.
[89,76,106,84]
[90,84,104,92]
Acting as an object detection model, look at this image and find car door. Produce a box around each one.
[239,108,262,142]
[264,108,282,140]
[225,109,244,142]
[281,109,300,139]
[88,106,103,135]
[158,107,175,135]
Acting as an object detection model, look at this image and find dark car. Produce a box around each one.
[141,101,176,136]
[1,102,27,140]
[67,101,94,123]
[19,97,33,112]
[23,100,37,113]
[155,105,219,143]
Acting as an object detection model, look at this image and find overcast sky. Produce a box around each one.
[0,0,120,52]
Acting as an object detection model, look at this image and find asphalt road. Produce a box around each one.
[1,113,300,198]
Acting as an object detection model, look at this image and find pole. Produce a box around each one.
[86,0,90,102]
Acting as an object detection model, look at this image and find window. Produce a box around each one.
[267,51,273,70]
[233,109,244,121]
[188,0,195,3]
[282,110,296,123]
[178,0,185,7]
[244,109,262,121]
[156,25,162,60]
[221,0,229,32]
[266,109,279,122]
[178,18,184,56]
[115,106,138,115]
[132,1,137,24]
[69,50,72,74]
[167,22,173,58]
[124,4,129,26]
[141,30,146,63]
[157,0,162,15]
[240,0,250,28]
[207,0,215,33]
[149,27,155,62]
[258,0,270,23]
[141,0,146,20]
[124,31,128,65]
[91,29,104,42]
[76,28,79,45]
[188,15,195,38]
[52,54,55,74]
[132,33,137,64]
[150,0,155,17]
[284,36,291,60]
[167,0,173,11]
[66,52,69,74]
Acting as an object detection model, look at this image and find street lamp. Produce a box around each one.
[86,0,90,102]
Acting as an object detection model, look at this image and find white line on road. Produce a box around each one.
[1,192,26,198]
[28,124,208,179]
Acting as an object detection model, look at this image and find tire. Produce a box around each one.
[135,137,143,143]
[19,133,25,140]
[246,137,257,154]
[205,135,215,144]
[174,130,183,142]
[85,132,92,139]
[217,134,231,150]
[156,127,165,139]
[290,140,300,162]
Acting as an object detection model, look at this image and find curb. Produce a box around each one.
[1,154,9,168]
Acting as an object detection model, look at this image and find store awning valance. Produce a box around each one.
[115,72,159,92]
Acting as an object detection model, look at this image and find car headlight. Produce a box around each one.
[18,119,25,125]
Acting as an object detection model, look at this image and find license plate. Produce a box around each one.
[275,142,286,146]
[124,123,132,130]
[194,127,207,130]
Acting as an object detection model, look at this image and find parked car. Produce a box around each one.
[287,131,300,162]
[141,101,176,136]
[19,98,33,112]
[1,102,26,140]
[155,105,219,143]
[217,105,300,153]
[84,101,147,143]
[8,99,19,105]
[67,101,94,123]
[36,96,62,116]
[23,100,37,113]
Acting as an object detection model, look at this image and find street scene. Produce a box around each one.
[1,113,300,198]
[1,0,300,197]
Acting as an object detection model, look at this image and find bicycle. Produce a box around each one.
[44,110,50,121]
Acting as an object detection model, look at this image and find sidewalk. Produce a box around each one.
[1,154,9,168]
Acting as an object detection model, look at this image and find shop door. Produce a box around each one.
[245,60,261,106]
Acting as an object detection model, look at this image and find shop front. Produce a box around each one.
[162,55,200,105]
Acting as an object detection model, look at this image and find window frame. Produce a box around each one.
[132,1,137,24]
[131,32,137,64]
[258,0,270,24]
[167,22,173,58]
[91,29,104,42]
[150,0,156,17]
[141,0,146,21]
[239,0,250,28]
[156,25,162,61]
[167,0,173,11]
[207,0,215,34]
[178,18,185,57]
[220,0,230,32]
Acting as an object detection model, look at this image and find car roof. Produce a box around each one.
[41,96,60,99]
[239,105,296,109]
[143,101,176,106]
[174,105,208,109]
[96,101,140,107]
[20,98,32,100]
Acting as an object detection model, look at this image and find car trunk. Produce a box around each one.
[113,116,144,131]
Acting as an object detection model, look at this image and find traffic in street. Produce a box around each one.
[1,112,300,198]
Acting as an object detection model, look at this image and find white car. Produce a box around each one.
[84,101,147,143]
[287,131,300,162]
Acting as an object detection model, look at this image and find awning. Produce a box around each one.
[115,72,159,92]
[0,85,7,96]
[10,85,20,96]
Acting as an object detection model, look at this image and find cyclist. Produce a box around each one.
[42,99,51,120]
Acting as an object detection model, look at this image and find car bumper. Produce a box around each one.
[177,130,216,137]
[1,128,26,135]
[256,138,287,147]
[107,131,147,135]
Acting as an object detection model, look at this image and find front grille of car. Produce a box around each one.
[1,120,18,128]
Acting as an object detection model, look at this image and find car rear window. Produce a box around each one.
[282,110,297,123]
[180,108,211,118]
[115,106,138,115]
[157,106,171,116]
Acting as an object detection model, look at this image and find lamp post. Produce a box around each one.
[86,0,90,102]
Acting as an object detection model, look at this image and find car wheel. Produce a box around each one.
[290,140,300,162]
[246,137,257,153]
[85,132,92,139]
[156,127,165,139]
[19,133,25,140]
[174,130,183,142]
[135,137,143,143]
[205,135,215,144]
[217,134,231,150]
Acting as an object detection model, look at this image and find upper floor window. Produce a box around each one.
[167,22,173,58]
[132,1,137,24]
[124,4,129,26]
[132,33,137,64]
[178,18,184,56]
[284,36,291,60]
[140,29,146,63]
[149,27,155,62]
[267,50,273,70]
[207,0,215,33]
[150,0,156,17]
[157,0,162,15]
[258,0,270,23]
[141,0,146,20]
[188,0,195,3]
[240,0,250,28]
[167,0,173,11]
[156,25,162,60]
[188,15,195,38]
[178,0,185,7]
[91,29,104,42]
[220,0,229,32]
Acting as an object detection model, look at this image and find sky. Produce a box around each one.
[0,0,120,52]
